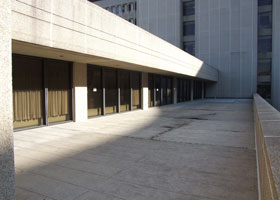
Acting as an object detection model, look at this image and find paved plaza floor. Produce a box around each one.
[14,99,258,200]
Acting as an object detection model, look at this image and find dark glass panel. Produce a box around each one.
[162,77,167,105]
[46,59,71,123]
[183,1,195,16]
[88,66,102,117]
[104,68,117,114]
[167,77,173,104]
[12,54,44,129]
[132,71,141,110]
[183,41,195,56]
[155,76,161,106]
[258,36,272,53]
[183,21,195,36]
[148,74,154,107]
[119,70,130,112]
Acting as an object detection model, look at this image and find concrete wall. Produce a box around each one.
[271,0,280,110]
[254,94,280,200]
[0,0,15,199]
[137,0,181,48]
[73,62,88,122]
[196,0,257,98]
[12,0,218,82]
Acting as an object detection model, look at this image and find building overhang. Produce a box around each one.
[12,0,218,81]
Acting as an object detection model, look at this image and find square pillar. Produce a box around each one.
[141,72,149,110]
[73,63,88,122]
[0,0,15,199]
[190,80,194,101]
[173,77,177,104]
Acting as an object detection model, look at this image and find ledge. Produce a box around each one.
[254,93,280,200]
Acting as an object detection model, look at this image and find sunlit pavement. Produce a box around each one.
[14,99,257,200]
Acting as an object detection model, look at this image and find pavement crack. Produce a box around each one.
[150,122,190,140]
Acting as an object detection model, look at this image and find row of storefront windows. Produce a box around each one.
[87,66,141,117]
[13,54,204,129]
[148,74,173,107]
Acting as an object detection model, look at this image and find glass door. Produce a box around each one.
[88,66,102,117]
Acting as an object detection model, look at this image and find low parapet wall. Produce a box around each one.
[254,94,280,200]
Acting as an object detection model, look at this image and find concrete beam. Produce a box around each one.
[11,0,218,82]
[0,0,15,199]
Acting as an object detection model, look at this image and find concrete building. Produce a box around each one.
[94,0,280,110]
[0,1,218,199]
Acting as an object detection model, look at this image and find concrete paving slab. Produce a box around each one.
[15,99,258,200]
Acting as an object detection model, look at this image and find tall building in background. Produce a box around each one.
[93,0,280,110]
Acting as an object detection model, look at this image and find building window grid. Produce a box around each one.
[183,1,195,16]
[257,0,273,99]
[182,0,195,56]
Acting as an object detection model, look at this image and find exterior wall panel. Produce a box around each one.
[196,0,257,98]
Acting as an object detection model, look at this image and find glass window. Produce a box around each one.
[119,70,130,112]
[183,41,195,56]
[128,4,131,12]
[13,55,44,129]
[183,21,195,36]
[104,68,117,114]
[183,1,195,16]
[257,84,271,99]
[132,72,141,110]
[122,4,126,13]
[148,74,154,107]
[109,7,113,12]
[46,59,72,124]
[258,36,272,53]
[258,12,272,28]
[258,59,271,76]
[162,77,167,105]
[167,77,173,104]
[116,6,119,14]
[88,66,102,117]
[154,76,161,106]
[258,0,272,6]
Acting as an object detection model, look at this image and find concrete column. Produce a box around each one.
[190,80,194,101]
[202,81,205,99]
[173,77,177,104]
[73,63,88,122]
[0,0,15,199]
[141,72,149,110]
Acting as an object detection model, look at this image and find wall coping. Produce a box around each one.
[254,93,280,199]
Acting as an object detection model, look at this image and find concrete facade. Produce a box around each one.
[137,0,182,48]
[0,0,15,199]
[0,1,219,198]
[94,0,280,103]
[272,0,280,110]
[12,0,217,82]
[195,0,258,98]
